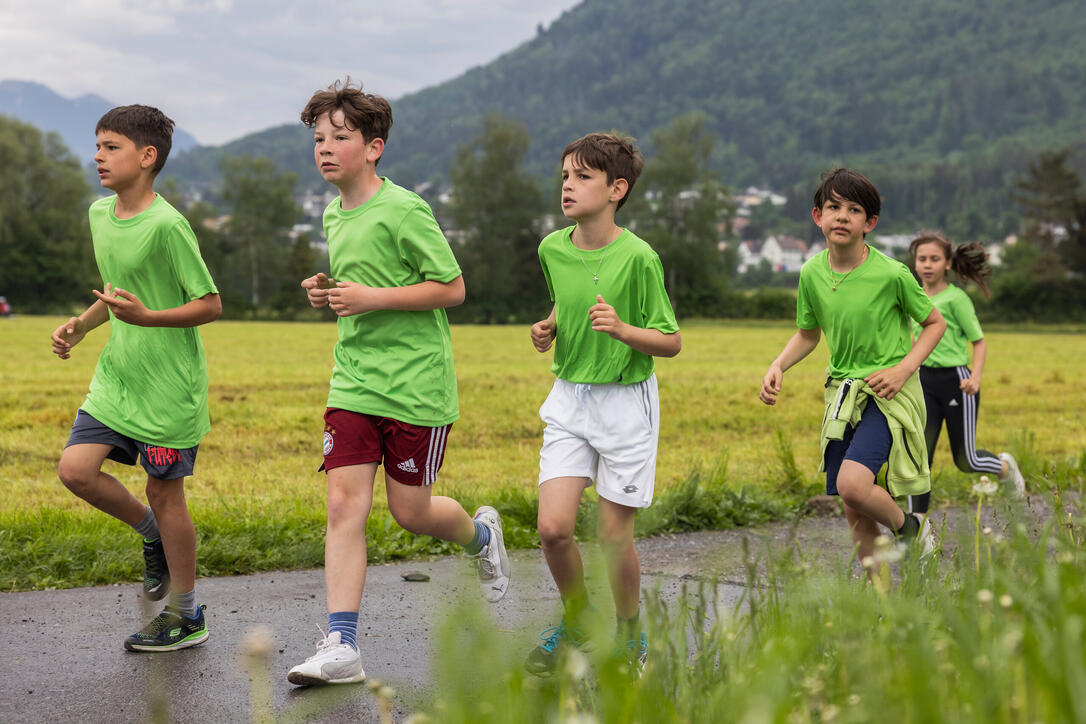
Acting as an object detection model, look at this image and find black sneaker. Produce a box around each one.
[142,537,170,600]
[524,621,589,677]
[124,605,209,652]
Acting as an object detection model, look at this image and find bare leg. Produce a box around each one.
[597,497,640,619]
[146,476,197,594]
[324,463,378,613]
[537,477,589,600]
[835,461,905,532]
[58,443,147,526]
[843,502,883,563]
[384,473,475,545]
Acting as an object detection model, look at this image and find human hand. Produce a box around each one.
[51,317,86,359]
[865,363,911,400]
[93,283,153,326]
[301,273,335,308]
[760,364,783,405]
[327,281,380,316]
[588,295,626,339]
[959,375,981,395]
[531,318,556,352]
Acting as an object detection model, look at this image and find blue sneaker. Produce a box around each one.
[124,604,208,652]
[620,631,648,676]
[524,621,590,677]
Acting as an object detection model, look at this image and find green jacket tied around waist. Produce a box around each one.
[819,374,931,497]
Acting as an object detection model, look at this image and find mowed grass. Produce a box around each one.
[1,316,1084,589]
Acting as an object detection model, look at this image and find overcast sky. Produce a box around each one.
[0,0,580,145]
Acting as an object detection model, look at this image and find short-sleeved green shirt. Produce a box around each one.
[913,284,983,368]
[82,194,219,448]
[324,179,462,426]
[539,227,679,385]
[797,246,933,379]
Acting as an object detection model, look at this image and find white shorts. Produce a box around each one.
[538,374,660,509]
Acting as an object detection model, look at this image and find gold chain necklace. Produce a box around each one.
[829,247,868,291]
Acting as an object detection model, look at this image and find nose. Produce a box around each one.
[93,148,104,163]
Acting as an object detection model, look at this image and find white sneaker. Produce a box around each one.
[287,631,365,686]
[914,512,937,561]
[472,506,510,602]
[999,453,1026,498]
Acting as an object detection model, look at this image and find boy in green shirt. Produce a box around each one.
[287,80,510,687]
[526,133,681,676]
[50,105,221,651]
[759,168,946,566]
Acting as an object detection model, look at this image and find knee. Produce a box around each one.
[145,479,182,510]
[57,458,95,497]
[597,522,632,551]
[538,517,575,550]
[388,502,424,534]
[326,487,366,530]
[836,476,865,508]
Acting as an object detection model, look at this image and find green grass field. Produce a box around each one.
[1,316,1084,590]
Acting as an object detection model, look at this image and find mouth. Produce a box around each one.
[562,196,574,206]
[320,162,338,171]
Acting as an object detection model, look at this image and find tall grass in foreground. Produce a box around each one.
[409,493,1086,724]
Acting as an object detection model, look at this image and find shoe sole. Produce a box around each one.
[287,670,366,686]
[124,629,209,653]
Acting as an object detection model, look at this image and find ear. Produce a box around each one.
[609,177,629,203]
[864,214,879,233]
[811,206,823,225]
[366,137,385,164]
[139,145,158,171]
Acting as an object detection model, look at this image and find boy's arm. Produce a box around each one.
[92,282,222,327]
[51,300,111,359]
[531,304,557,353]
[961,338,987,394]
[865,307,946,399]
[326,276,465,316]
[587,295,681,357]
[760,327,821,405]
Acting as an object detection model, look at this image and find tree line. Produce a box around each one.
[1,113,1083,322]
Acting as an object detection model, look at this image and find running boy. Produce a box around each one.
[526,132,681,676]
[759,168,945,565]
[51,105,221,651]
[908,232,1025,516]
[288,80,510,687]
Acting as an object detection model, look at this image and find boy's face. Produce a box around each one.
[312,110,383,188]
[812,192,877,247]
[560,154,627,221]
[94,131,155,191]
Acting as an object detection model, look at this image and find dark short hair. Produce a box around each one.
[561,132,644,210]
[300,78,392,164]
[813,168,881,219]
[95,105,175,175]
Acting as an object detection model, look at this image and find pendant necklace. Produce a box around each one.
[577,244,609,286]
[830,247,867,291]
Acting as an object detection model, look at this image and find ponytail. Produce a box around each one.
[909,231,992,297]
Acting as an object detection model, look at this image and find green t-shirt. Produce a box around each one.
[324,179,462,426]
[539,227,679,385]
[82,194,218,448]
[796,246,933,379]
[914,284,983,368]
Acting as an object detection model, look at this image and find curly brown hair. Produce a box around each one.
[300,78,392,163]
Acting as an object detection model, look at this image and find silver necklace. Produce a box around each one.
[577,245,608,286]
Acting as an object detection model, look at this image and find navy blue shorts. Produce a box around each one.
[824,401,892,495]
[65,409,198,480]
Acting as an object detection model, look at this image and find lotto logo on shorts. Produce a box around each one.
[323,431,334,456]
[146,446,180,466]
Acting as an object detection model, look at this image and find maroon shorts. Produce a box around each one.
[320,408,452,486]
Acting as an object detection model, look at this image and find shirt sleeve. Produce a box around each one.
[539,242,556,303]
[638,252,679,333]
[897,263,934,324]
[796,265,819,330]
[397,202,462,283]
[166,220,218,301]
[952,289,984,341]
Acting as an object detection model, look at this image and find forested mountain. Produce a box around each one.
[164,0,1085,237]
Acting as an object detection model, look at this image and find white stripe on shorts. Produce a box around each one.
[424,425,449,485]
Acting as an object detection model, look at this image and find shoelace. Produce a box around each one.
[538,625,565,653]
[143,541,165,580]
[142,609,181,635]
[476,556,496,579]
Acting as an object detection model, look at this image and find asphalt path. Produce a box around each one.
[0,536,749,724]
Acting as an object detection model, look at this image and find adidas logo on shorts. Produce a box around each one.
[397,458,419,474]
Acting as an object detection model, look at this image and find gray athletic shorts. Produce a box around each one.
[65,409,198,480]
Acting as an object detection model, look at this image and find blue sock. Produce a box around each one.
[465,518,491,555]
[328,611,358,650]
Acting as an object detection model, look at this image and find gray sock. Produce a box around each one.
[133,506,160,541]
[169,588,198,619]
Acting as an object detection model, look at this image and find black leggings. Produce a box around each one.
[909,365,1002,514]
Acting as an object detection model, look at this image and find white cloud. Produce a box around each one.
[0,0,578,144]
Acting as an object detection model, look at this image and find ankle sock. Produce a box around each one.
[465,518,491,555]
[169,589,198,619]
[133,507,160,540]
[329,611,359,650]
